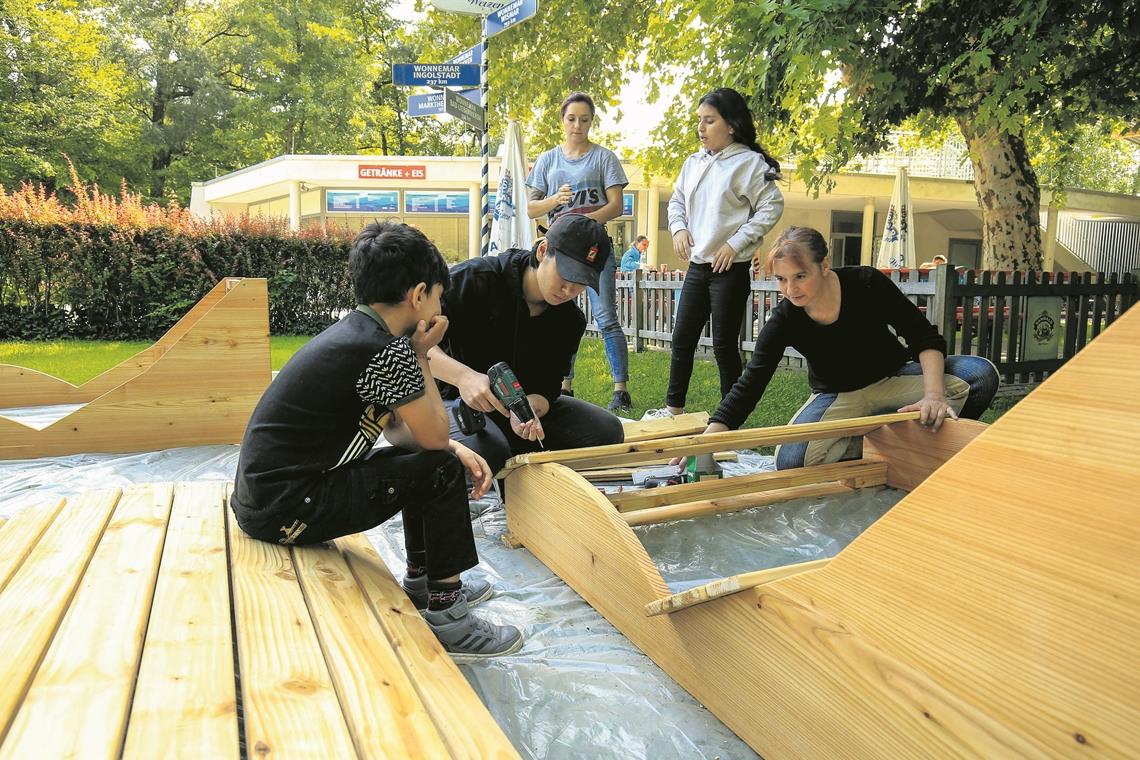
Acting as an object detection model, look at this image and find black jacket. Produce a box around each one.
[440,249,585,406]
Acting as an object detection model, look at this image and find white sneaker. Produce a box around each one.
[642,408,676,420]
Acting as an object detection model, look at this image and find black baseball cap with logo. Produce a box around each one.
[544,214,613,291]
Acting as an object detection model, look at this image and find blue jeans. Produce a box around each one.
[568,257,629,384]
[774,355,1000,470]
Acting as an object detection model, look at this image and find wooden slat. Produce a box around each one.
[498,412,920,475]
[292,543,449,759]
[578,452,737,482]
[622,482,857,527]
[645,559,831,617]
[0,498,67,594]
[1005,271,1023,383]
[0,488,121,744]
[122,482,239,759]
[224,507,356,759]
[621,412,710,442]
[337,534,521,760]
[1,483,175,759]
[609,460,887,513]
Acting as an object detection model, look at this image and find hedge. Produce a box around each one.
[0,220,353,340]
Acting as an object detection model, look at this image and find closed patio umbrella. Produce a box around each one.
[489,120,533,254]
[875,167,917,269]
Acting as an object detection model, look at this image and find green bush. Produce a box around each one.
[0,220,353,339]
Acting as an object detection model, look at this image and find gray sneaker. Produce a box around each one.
[423,596,524,661]
[401,574,494,611]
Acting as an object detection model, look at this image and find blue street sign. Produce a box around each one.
[446,43,483,67]
[459,88,480,104]
[393,63,480,87]
[407,92,446,117]
[487,0,538,37]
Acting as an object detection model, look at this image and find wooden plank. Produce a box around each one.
[1005,271,1023,383]
[0,488,120,744]
[0,278,271,460]
[989,271,1007,366]
[337,534,521,760]
[622,482,857,527]
[498,412,920,476]
[292,542,449,759]
[608,460,887,512]
[122,482,239,759]
[863,419,987,491]
[975,270,992,359]
[1,483,175,759]
[960,269,976,354]
[506,304,1140,759]
[621,412,709,443]
[645,559,831,617]
[579,452,737,482]
[223,506,356,759]
[0,498,66,594]
[1091,271,1105,339]
[1062,272,1081,359]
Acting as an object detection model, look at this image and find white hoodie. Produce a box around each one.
[667,142,784,265]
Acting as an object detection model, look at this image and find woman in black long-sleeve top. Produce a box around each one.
[696,226,998,470]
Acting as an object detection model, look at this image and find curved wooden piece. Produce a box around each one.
[508,305,1140,758]
[0,278,271,459]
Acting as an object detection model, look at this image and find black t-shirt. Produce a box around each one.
[231,308,425,518]
[712,266,947,429]
[441,249,585,406]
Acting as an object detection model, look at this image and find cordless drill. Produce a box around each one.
[452,362,544,448]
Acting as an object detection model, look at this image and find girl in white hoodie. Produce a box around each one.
[661,87,785,414]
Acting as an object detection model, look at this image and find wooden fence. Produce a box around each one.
[580,266,1139,385]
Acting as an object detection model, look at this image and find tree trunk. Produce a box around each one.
[957,118,1043,270]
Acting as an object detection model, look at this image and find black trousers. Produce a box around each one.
[447,395,625,477]
[667,261,752,408]
[233,447,478,581]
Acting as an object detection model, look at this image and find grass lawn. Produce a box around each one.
[1,337,1015,433]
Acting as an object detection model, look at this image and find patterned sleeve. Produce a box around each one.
[355,337,427,409]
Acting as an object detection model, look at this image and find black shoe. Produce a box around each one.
[560,388,575,397]
[607,390,632,411]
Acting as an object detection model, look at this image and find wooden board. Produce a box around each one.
[0,278,271,460]
[123,482,239,759]
[608,459,886,512]
[293,542,449,758]
[578,452,737,482]
[622,482,855,527]
[337,534,521,760]
[225,506,356,758]
[645,558,831,616]
[620,412,710,442]
[0,489,121,743]
[2,484,174,758]
[864,418,986,490]
[498,411,920,475]
[505,304,1140,758]
[0,498,67,593]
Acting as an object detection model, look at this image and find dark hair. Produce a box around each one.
[634,235,648,244]
[560,91,596,117]
[764,226,828,275]
[698,88,781,180]
[349,222,450,305]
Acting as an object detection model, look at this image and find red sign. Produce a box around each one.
[358,164,426,180]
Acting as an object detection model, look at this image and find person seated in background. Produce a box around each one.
[919,254,949,268]
[230,221,523,661]
[682,226,999,471]
[427,213,626,478]
[621,235,650,272]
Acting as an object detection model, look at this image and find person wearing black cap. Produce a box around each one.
[427,213,626,476]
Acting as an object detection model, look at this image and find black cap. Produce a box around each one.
[544,214,612,291]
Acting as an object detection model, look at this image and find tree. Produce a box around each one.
[642,0,1140,269]
[0,0,139,193]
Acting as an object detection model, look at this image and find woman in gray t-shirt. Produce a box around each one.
[526,92,632,411]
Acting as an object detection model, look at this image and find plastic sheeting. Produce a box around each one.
[0,445,904,760]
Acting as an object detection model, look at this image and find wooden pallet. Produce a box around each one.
[0,482,519,759]
[503,303,1140,758]
[0,278,271,460]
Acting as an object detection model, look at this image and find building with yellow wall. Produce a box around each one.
[190,153,1140,273]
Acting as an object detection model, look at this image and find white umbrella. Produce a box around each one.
[489,120,533,255]
[876,167,917,269]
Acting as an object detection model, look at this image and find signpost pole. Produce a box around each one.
[480,19,490,256]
